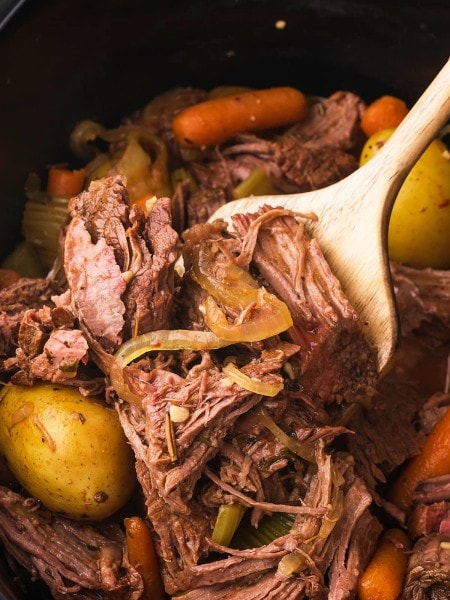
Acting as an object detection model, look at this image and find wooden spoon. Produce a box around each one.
[208,59,450,376]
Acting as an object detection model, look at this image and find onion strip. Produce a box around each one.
[222,362,283,397]
[110,329,231,406]
[258,406,316,463]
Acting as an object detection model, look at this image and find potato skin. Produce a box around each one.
[0,383,136,520]
[360,128,450,269]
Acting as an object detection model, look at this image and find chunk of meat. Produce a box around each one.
[0,486,143,599]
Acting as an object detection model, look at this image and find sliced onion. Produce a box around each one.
[110,329,231,405]
[222,362,283,397]
[317,465,345,538]
[191,241,293,343]
[204,291,293,343]
[278,550,307,576]
[258,406,316,463]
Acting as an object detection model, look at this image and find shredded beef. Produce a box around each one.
[404,535,450,600]
[345,373,426,513]
[118,334,373,599]
[414,475,450,505]
[0,487,143,599]
[0,278,64,360]
[271,140,358,193]
[319,475,381,600]
[391,263,450,344]
[409,502,450,539]
[186,187,229,227]
[283,91,366,153]
[183,91,365,225]
[0,91,447,600]
[64,176,179,369]
[408,475,450,539]
[232,207,377,403]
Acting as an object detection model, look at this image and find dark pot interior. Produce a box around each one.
[0,0,448,597]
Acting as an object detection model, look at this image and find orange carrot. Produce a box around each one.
[390,407,450,513]
[361,95,408,137]
[0,268,21,289]
[124,516,164,599]
[358,528,412,600]
[172,86,308,148]
[47,166,85,198]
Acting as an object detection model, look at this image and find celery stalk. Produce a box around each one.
[233,167,276,199]
[211,504,246,547]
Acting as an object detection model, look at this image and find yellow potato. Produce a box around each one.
[360,128,450,269]
[0,382,136,520]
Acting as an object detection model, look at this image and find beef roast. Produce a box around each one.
[404,534,450,600]
[409,474,450,539]
[183,91,365,226]
[0,278,64,360]
[391,263,450,344]
[64,175,179,371]
[232,207,378,403]
[0,486,143,599]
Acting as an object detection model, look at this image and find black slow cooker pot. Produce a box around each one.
[0,0,448,597]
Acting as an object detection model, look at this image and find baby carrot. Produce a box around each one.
[124,516,164,599]
[47,166,85,198]
[172,86,308,148]
[358,528,411,600]
[361,95,408,137]
[390,407,450,513]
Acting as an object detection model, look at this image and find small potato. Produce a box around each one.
[0,383,136,520]
[360,128,450,269]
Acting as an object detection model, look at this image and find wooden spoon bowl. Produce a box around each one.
[209,60,450,375]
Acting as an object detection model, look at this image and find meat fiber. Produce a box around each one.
[0,277,64,360]
[116,317,375,599]
[408,474,450,540]
[232,207,378,403]
[64,175,179,371]
[404,535,450,600]
[0,486,143,599]
[184,91,365,226]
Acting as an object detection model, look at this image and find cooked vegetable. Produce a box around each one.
[1,239,45,278]
[72,121,172,201]
[358,528,411,600]
[22,195,71,269]
[172,86,308,148]
[192,241,293,341]
[131,194,157,212]
[233,166,277,199]
[360,95,408,137]
[108,134,172,201]
[124,516,164,600]
[258,406,316,463]
[170,166,198,192]
[110,329,232,405]
[211,503,246,547]
[0,383,136,520]
[232,512,295,549]
[360,128,450,269]
[390,407,450,513]
[47,166,85,198]
[222,361,284,397]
